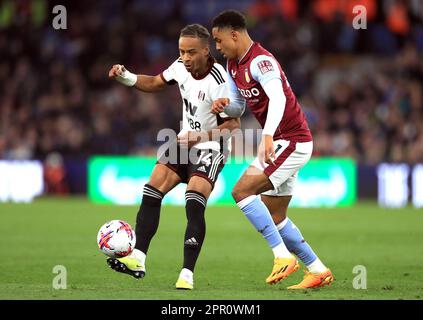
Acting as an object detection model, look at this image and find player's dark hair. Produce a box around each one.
[212,10,247,30]
[180,24,210,42]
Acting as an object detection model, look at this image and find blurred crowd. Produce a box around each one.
[1,0,423,164]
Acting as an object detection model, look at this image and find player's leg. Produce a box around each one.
[232,166,298,284]
[232,167,292,258]
[261,194,333,288]
[175,148,224,289]
[175,175,212,290]
[135,164,181,253]
[261,193,324,269]
[235,139,323,284]
[108,164,181,278]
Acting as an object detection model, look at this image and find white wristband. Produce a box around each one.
[116,69,137,86]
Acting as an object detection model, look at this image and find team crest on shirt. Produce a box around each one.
[245,68,250,83]
[258,60,274,74]
[198,90,205,101]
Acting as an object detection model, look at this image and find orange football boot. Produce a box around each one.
[266,255,300,284]
[288,269,334,289]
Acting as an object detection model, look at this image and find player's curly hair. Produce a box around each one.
[212,10,246,30]
[180,24,210,41]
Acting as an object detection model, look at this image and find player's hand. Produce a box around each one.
[108,64,126,79]
[108,65,138,86]
[258,135,276,167]
[211,98,230,114]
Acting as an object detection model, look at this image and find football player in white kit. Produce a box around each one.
[107,24,244,290]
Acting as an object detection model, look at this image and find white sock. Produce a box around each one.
[272,243,292,259]
[179,268,194,284]
[306,257,327,274]
[276,218,289,231]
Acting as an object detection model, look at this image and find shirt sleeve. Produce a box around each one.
[249,55,281,87]
[261,78,287,137]
[160,59,180,85]
[210,65,245,119]
[220,70,246,118]
[210,82,230,119]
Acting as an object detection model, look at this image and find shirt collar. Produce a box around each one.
[238,41,255,64]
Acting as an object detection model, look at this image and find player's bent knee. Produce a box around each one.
[231,188,240,202]
[187,176,212,199]
[231,185,250,203]
[271,211,287,225]
[148,165,181,194]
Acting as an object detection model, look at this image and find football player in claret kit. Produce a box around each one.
[107,24,243,290]
[211,10,334,289]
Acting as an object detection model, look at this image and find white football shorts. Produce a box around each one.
[251,139,313,196]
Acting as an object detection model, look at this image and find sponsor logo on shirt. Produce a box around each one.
[238,87,260,98]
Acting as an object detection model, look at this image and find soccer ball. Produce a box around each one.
[97,220,136,258]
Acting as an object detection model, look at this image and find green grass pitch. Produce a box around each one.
[1,197,422,300]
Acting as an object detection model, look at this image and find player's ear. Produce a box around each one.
[231,30,238,41]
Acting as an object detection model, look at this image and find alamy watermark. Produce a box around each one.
[352,5,367,30]
[52,5,67,30]
[52,265,67,289]
[352,265,367,289]
[156,127,268,166]
[52,4,367,31]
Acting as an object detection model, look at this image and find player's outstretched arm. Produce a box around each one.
[211,72,246,117]
[108,64,167,92]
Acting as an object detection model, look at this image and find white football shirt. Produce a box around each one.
[160,57,231,152]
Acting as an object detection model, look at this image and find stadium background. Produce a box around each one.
[0,0,422,300]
